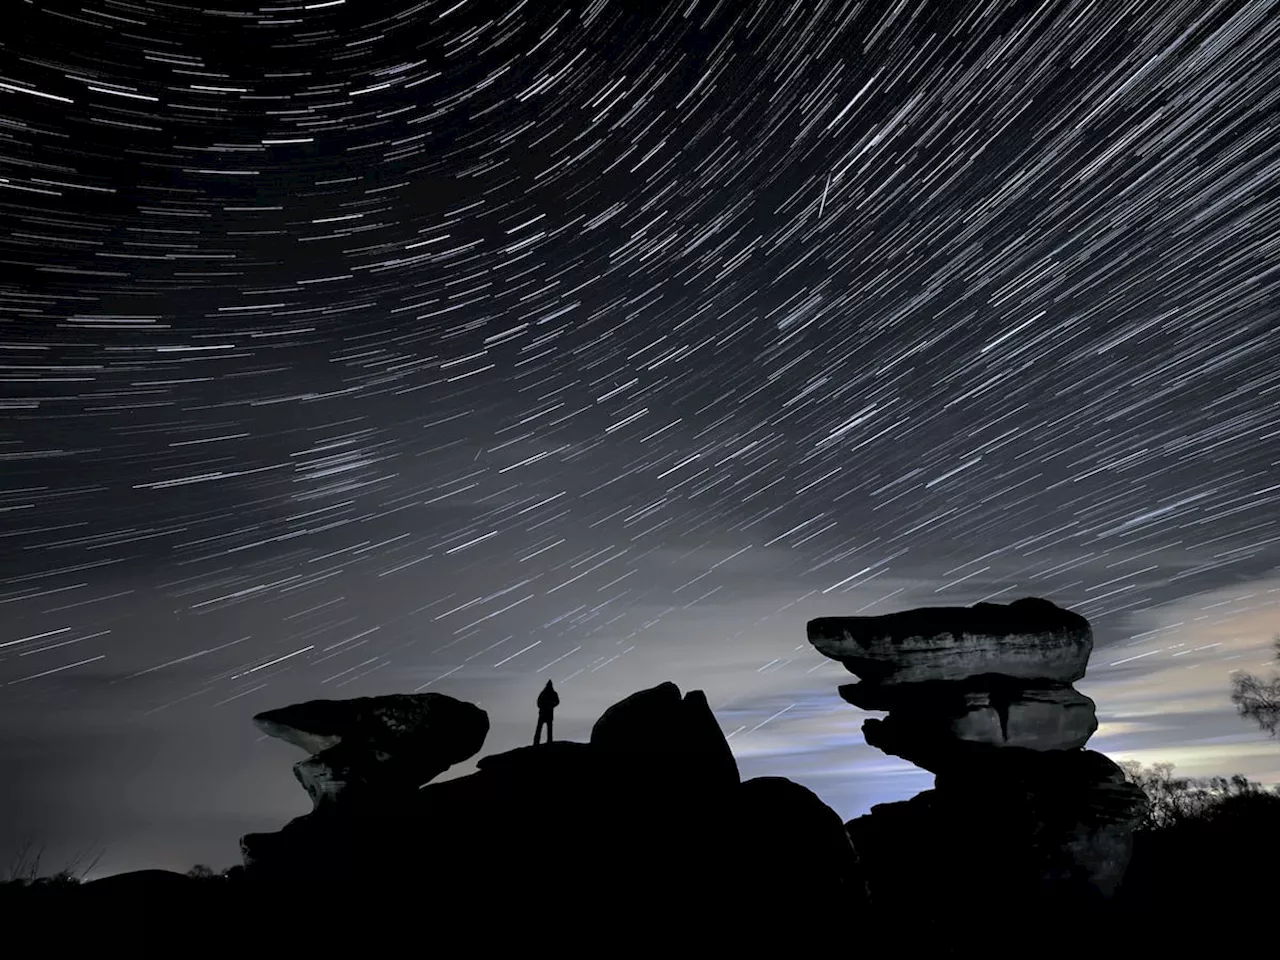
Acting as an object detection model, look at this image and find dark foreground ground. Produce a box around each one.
[5,757,1275,951]
[1,849,1268,955]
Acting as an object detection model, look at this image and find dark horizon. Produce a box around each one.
[2,0,1278,879]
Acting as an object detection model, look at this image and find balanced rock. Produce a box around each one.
[813,599,1098,773]
[808,596,1092,685]
[808,596,1147,917]
[253,692,488,807]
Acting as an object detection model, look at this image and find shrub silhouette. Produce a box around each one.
[1231,633,1280,738]
[1118,759,1276,831]
[1117,760,1280,915]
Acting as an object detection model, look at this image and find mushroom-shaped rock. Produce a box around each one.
[806,597,1144,920]
[254,693,489,805]
[807,596,1091,685]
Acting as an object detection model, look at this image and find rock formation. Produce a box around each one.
[251,692,489,808]
[589,680,741,794]
[732,776,864,893]
[236,680,868,927]
[18,594,1251,945]
[809,596,1148,925]
[240,692,488,870]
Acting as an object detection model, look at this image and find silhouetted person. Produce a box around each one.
[534,680,559,745]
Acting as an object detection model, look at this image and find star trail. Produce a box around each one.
[1,0,1278,875]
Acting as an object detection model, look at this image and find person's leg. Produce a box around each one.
[547,716,554,743]
[534,717,544,745]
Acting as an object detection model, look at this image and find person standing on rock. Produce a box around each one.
[534,680,559,745]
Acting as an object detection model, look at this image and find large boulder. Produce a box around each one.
[847,750,1150,924]
[241,692,490,882]
[253,693,489,807]
[591,680,683,749]
[730,777,869,904]
[590,681,740,792]
[808,596,1092,685]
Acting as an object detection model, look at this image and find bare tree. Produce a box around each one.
[1230,634,1280,738]
[1117,760,1274,831]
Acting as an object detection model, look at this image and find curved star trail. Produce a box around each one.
[1,0,1278,874]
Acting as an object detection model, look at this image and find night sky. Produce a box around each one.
[2,0,1278,879]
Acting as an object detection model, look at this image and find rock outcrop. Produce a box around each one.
[251,693,489,809]
[590,681,740,793]
[236,681,870,928]
[240,692,488,869]
[732,777,865,896]
[809,596,1148,925]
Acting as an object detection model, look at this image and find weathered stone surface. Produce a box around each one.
[808,596,1092,685]
[847,750,1149,920]
[1060,778,1150,898]
[292,742,409,807]
[254,693,488,759]
[815,597,1145,916]
[253,693,489,807]
[845,682,1098,770]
